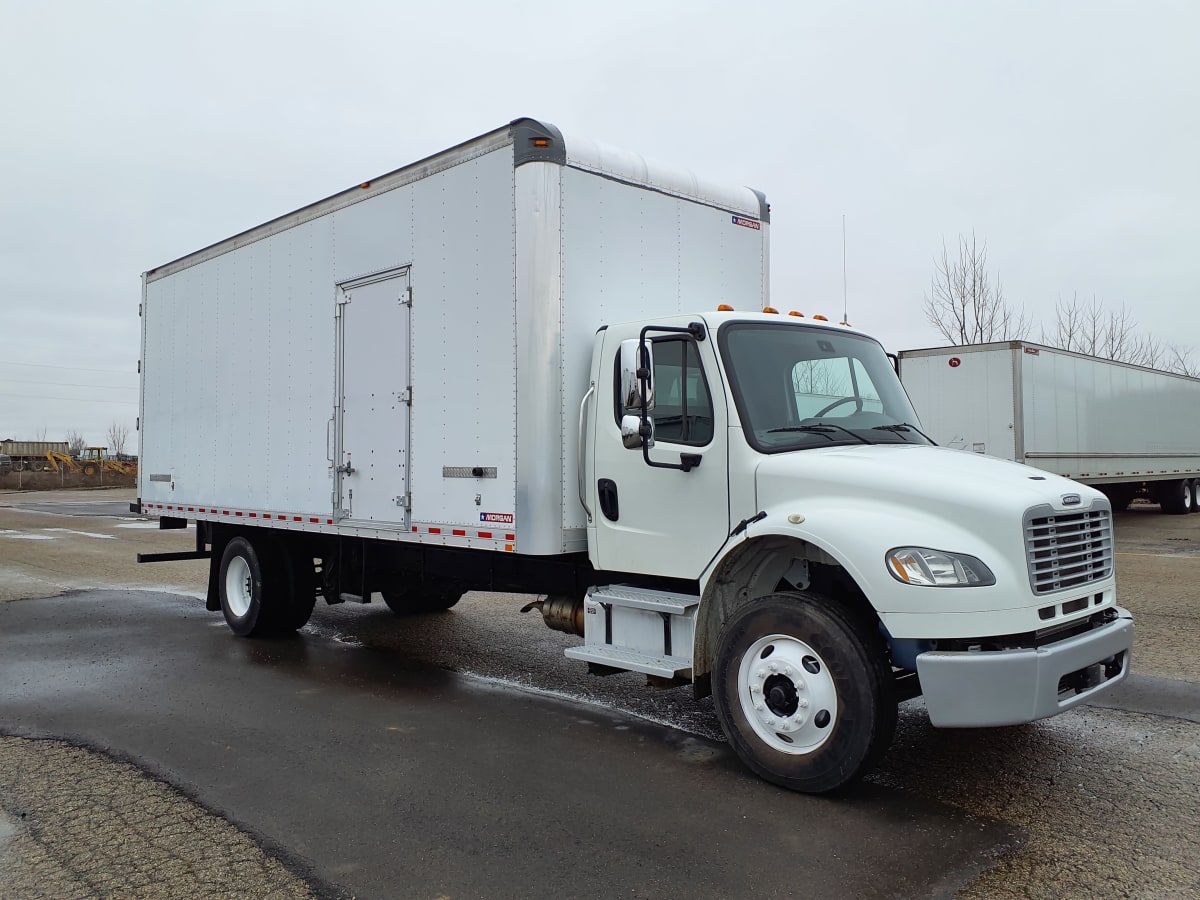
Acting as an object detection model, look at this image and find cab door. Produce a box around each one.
[590,320,731,579]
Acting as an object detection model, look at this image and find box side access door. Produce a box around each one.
[333,267,412,525]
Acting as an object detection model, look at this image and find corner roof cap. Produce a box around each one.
[511,117,567,167]
[749,188,770,223]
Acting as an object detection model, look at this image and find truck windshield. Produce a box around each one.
[717,322,932,452]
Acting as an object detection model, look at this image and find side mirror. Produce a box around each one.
[618,339,655,413]
[621,414,654,450]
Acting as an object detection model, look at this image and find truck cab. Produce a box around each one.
[575,309,1133,792]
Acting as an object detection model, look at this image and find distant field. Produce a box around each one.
[0,472,136,491]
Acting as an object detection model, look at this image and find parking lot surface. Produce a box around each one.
[1,489,1198,898]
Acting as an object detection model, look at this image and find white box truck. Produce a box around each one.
[137,119,1132,792]
[898,341,1200,514]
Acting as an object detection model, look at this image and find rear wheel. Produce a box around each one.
[712,593,896,794]
[219,536,285,636]
[381,583,463,615]
[1157,479,1193,515]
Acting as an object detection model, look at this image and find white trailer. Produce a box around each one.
[898,341,1200,514]
[138,120,1132,793]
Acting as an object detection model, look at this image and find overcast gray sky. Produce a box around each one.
[2,0,1197,447]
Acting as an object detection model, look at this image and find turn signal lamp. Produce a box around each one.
[533,138,551,147]
[763,306,779,314]
[717,304,734,311]
[789,311,804,317]
[813,314,828,321]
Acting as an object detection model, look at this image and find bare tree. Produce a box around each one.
[66,430,86,456]
[1044,294,1198,375]
[35,425,47,441]
[924,233,1032,344]
[107,422,130,458]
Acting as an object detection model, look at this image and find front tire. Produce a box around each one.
[712,593,896,794]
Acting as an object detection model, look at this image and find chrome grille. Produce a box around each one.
[1024,504,1114,595]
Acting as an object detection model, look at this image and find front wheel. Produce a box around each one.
[712,593,896,794]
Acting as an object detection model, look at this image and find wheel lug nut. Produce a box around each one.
[783,666,792,676]
[755,704,764,712]
[795,679,805,690]
[766,718,774,726]
[769,662,778,672]
[799,699,809,708]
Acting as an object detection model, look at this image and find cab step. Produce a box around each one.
[564,584,699,678]
[564,644,692,678]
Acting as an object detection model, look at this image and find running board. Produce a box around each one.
[565,645,692,678]
[566,584,699,678]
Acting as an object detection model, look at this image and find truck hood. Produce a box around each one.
[754,444,1104,521]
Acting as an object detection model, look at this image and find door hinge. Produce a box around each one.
[396,492,411,510]
[403,285,413,307]
[402,386,412,406]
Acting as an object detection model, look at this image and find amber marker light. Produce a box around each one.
[532,138,551,147]
[813,314,828,321]
[717,304,734,311]
[789,311,804,317]
[762,306,779,314]
[360,182,371,189]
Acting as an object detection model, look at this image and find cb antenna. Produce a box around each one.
[841,214,849,326]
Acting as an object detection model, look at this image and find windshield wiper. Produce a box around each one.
[872,422,936,444]
[767,424,873,445]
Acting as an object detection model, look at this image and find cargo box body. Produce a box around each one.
[898,341,1200,486]
[139,119,769,557]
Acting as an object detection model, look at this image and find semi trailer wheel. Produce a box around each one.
[712,593,896,794]
[1157,479,1193,515]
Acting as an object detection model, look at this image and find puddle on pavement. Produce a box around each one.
[42,528,116,539]
[0,809,19,846]
[0,530,54,541]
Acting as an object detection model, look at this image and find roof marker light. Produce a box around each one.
[813,314,828,321]
[789,311,804,317]
[360,182,371,189]
[763,306,779,314]
[533,138,551,147]
[718,304,734,311]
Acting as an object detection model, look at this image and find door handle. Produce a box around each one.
[597,478,619,522]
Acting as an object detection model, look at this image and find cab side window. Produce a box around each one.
[650,338,714,445]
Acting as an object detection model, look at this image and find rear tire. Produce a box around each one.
[381,583,463,615]
[218,536,284,636]
[712,593,896,794]
[1157,479,1192,515]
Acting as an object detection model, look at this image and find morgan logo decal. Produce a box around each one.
[731,215,761,230]
[480,512,514,525]
[948,357,961,368]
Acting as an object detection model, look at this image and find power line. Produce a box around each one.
[4,378,137,391]
[5,361,136,375]
[0,391,136,406]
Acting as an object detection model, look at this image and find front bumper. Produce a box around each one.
[916,608,1134,727]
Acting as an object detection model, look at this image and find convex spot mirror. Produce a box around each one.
[618,338,655,451]
[618,338,655,413]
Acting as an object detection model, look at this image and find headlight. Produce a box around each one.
[886,547,995,587]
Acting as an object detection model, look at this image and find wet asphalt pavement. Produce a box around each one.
[1,491,1199,897]
[0,590,1012,899]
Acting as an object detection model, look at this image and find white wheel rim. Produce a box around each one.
[738,634,839,755]
[225,555,253,618]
